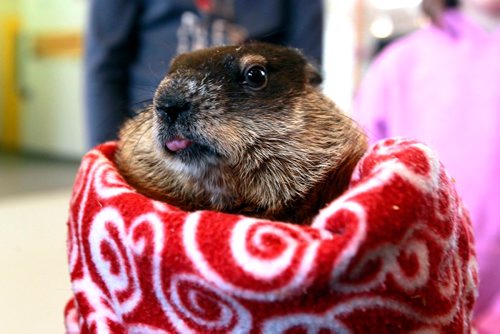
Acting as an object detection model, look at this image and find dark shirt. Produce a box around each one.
[85,0,323,147]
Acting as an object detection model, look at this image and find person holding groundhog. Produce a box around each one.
[354,0,500,331]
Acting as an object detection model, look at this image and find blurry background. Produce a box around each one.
[0,1,424,333]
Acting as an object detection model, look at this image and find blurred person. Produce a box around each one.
[85,0,323,148]
[354,0,500,332]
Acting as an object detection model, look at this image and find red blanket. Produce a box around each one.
[65,138,477,333]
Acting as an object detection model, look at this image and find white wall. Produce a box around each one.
[19,0,87,158]
[323,0,357,113]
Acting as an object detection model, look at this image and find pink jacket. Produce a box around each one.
[355,9,500,333]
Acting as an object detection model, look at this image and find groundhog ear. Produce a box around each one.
[306,63,322,87]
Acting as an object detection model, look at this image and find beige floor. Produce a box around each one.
[0,189,73,334]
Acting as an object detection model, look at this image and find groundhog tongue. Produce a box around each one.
[166,138,192,152]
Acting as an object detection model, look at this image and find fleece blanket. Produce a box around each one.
[64,138,477,333]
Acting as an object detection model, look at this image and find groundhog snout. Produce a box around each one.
[155,95,192,125]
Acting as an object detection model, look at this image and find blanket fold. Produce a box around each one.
[65,138,477,333]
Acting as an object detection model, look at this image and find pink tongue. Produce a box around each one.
[166,138,192,152]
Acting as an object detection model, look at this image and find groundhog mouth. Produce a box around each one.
[159,132,220,165]
[165,137,192,153]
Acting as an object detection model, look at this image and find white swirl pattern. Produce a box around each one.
[183,213,325,301]
[231,219,310,280]
[169,274,252,333]
[94,161,133,199]
[89,207,142,315]
[332,226,432,293]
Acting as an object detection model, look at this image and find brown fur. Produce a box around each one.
[116,43,367,224]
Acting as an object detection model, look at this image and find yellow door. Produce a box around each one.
[0,16,21,150]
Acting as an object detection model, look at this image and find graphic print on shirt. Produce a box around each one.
[177,0,248,54]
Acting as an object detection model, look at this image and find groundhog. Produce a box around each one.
[116,43,367,224]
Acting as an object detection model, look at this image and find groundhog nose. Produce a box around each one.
[156,97,191,123]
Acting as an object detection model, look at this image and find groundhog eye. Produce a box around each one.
[243,65,268,90]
